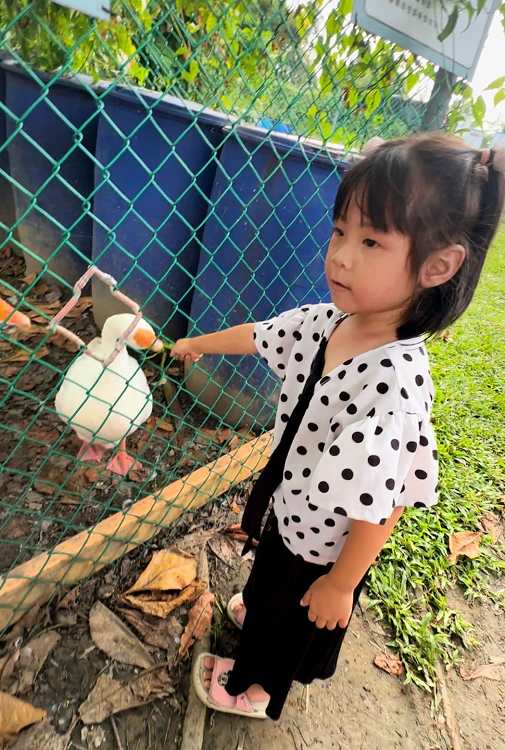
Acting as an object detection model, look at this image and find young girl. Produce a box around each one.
[170,133,505,721]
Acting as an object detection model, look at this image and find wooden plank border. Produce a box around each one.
[0,431,272,631]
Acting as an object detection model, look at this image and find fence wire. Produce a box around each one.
[0,0,450,630]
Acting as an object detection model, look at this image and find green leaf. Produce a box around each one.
[494,89,505,106]
[485,76,505,91]
[307,104,318,119]
[205,13,217,34]
[471,95,486,127]
[364,88,381,116]
[339,0,353,16]
[325,10,339,38]
[405,72,419,94]
[181,59,199,84]
[129,61,148,86]
[438,7,458,42]
[320,117,334,140]
[220,94,233,110]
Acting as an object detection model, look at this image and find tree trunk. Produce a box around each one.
[421,66,458,131]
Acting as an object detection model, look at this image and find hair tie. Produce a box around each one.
[480,148,491,166]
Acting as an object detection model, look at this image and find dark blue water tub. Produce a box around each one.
[4,62,98,284]
[187,124,347,429]
[92,84,231,338]
[0,61,18,250]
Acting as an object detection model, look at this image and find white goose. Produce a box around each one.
[55,313,162,475]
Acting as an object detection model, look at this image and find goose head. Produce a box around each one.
[100,314,163,354]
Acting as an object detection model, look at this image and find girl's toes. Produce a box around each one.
[203,672,212,690]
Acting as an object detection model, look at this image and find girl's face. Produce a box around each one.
[325,198,416,320]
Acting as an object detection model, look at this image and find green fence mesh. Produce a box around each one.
[0,0,472,632]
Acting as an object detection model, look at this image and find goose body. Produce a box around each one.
[55,314,161,474]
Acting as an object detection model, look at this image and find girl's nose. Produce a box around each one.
[331,242,353,269]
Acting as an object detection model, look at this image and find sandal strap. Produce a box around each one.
[209,656,236,708]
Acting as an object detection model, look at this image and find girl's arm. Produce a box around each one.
[170,322,257,360]
[301,507,404,630]
[328,506,404,591]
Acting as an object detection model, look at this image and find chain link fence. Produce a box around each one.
[0,0,459,631]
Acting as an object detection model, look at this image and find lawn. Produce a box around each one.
[370,225,505,689]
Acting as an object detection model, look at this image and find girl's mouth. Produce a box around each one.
[331,280,350,291]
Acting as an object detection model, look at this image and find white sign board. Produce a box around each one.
[51,0,111,21]
[354,0,499,79]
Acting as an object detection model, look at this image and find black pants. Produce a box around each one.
[225,512,369,720]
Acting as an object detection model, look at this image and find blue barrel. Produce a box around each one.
[0,61,18,250]
[92,85,231,339]
[4,63,97,284]
[187,125,347,429]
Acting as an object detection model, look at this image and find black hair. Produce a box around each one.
[332,132,505,339]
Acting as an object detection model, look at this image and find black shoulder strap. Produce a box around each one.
[240,328,333,554]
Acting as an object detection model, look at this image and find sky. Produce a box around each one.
[470,11,505,128]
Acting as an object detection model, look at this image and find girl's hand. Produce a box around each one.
[170,338,203,364]
[300,575,354,630]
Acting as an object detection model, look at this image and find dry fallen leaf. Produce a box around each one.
[156,419,174,433]
[201,427,232,444]
[208,534,237,567]
[125,549,197,594]
[3,607,42,644]
[89,602,154,670]
[179,591,215,657]
[2,517,31,540]
[33,480,56,496]
[223,523,257,546]
[65,296,92,318]
[0,365,20,378]
[0,692,46,738]
[121,579,206,619]
[0,649,20,691]
[5,631,60,694]
[373,652,404,677]
[8,718,72,750]
[229,499,241,514]
[2,346,49,364]
[459,655,505,681]
[479,513,502,543]
[117,609,183,651]
[79,671,169,724]
[448,531,482,564]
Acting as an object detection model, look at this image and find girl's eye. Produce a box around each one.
[363,238,379,248]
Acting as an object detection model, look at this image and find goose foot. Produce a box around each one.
[107,441,141,476]
[77,441,107,463]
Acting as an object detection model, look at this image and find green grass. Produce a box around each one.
[369,227,505,690]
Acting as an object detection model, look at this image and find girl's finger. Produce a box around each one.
[337,615,350,628]
[300,591,311,607]
[315,617,327,629]
[307,608,317,622]
[326,620,338,631]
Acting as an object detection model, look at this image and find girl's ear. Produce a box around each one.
[419,245,466,289]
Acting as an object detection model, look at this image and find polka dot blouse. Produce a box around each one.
[253,303,439,565]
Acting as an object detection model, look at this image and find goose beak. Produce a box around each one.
[150,338,164,353]
[132,328,156,349]
[0,298,31,329]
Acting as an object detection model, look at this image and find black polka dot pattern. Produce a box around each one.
[253,303,438,563]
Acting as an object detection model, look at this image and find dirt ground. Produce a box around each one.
[204,559,505,750]
[1,484,503,749]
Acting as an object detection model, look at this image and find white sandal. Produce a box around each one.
[192,653,268,719]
